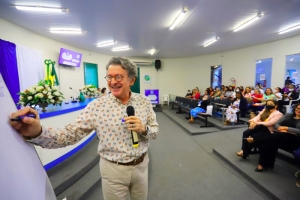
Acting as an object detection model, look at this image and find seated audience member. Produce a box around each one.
[188,94,209,123]
[243,87,252,98]
[246,103,300,173]
[251,89,264,114]
[274,87,283,100]
[277,84,299,113]
[239,86,244,94]
[221,85,225,93]
[224,92,247,124]
[236,100,282,167]
[101,87,107,96]
[285,76,295,85]
[231,87,241,99]
[193,89,201,99]
[212,87,221,98]
[256,83,265,93]
[224,86,233,98]
[185,90,192,97]
[208,87,215,96]
[186,89,196,98]
[255,88,276,103]
[282,83,290,93]
[97,88,102,97]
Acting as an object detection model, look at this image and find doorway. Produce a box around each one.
[255,58,272,89]
[83,62,98,88]
[211,65,222,88]
[131,67,140,93]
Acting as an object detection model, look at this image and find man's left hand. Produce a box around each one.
[124,116,146,133]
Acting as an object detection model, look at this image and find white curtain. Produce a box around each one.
[16,45,44,91]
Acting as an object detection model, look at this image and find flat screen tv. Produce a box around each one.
[58,48,82,67]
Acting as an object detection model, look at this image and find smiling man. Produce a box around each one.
[10,57,159,200]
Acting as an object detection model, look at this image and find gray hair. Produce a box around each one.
[106,57,137,79]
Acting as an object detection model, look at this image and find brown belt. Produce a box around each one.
[110,152,147,166]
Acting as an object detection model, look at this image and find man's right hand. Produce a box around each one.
[10,107,42,139]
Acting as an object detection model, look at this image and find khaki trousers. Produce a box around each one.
[99,154,149,200]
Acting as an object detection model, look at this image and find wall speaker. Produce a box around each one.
[155,59,161,71]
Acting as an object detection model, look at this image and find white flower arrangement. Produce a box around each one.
[81,85,97,97]
[17,80,65,107]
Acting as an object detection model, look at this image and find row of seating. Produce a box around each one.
[170,96,245,127]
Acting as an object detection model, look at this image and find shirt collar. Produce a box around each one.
[109,91,137,104]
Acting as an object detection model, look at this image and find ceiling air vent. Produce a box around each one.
[132,60,152,66]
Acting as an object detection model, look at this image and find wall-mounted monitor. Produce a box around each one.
[58,48,82,67]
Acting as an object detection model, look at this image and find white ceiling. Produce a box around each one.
[1,0,300,58]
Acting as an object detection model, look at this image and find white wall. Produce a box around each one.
[1,17,300,104]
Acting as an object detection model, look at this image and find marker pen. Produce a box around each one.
[10,114,36,121]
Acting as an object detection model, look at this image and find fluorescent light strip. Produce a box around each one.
[15,5,68,12]
[50,29,83,34]
[279,24,300,34]
[97,41,117,47]
[233,13,264,32]
[169,8,188,30]
[112,46,131,51]
[150,49,156,55]
[203,37,219,47]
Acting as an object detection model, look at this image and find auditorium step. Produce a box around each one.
[82,179,104,200]
[209,128,300,200]
[57,162,101,200]
[47,134,100,197]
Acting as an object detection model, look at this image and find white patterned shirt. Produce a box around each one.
[28,92,159,163]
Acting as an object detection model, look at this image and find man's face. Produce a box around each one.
[107,64,135,100]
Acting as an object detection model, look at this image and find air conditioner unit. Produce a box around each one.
[132,60,152,66]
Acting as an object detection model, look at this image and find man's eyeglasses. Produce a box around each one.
[104,75,125,82]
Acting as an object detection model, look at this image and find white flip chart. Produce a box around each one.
[0,74,56,200]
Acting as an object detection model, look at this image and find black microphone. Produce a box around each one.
[69,87,79,94]
[70,87,79,103]
[126,106,139,148]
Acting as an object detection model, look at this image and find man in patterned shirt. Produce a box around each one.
[10,57,159,200]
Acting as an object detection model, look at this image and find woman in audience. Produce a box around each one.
[243,87,252,98]
[274,87,283,101]
[224,92,247,124]
[251,89,264,114]
[254,88,276,102]
[186,89,196,98]
[101,87,107,96]
[246,103,300,172]
[208,87,215,96]
[212,87,221,98]
[221,85,225,93]
[224,86,233,98]
[188,94,209,123]
[282,83,290,93]
[277,84,299,113]
[239,86,244,94]
[236,100,282,165]
[193,89,201,99]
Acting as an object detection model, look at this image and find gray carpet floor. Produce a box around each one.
[85,112,267,200]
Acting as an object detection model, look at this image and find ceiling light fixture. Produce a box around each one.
[50,28,84,34]
[169,8,188,30]
[14,5,68,12]
[112,46,131,51]
[203,37,219,47]
[233,13,264,32]
[97,40,117,47]
[279,24,300,34]
[150,49,156,55]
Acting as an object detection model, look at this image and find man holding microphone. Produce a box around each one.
[10,57,159,200]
